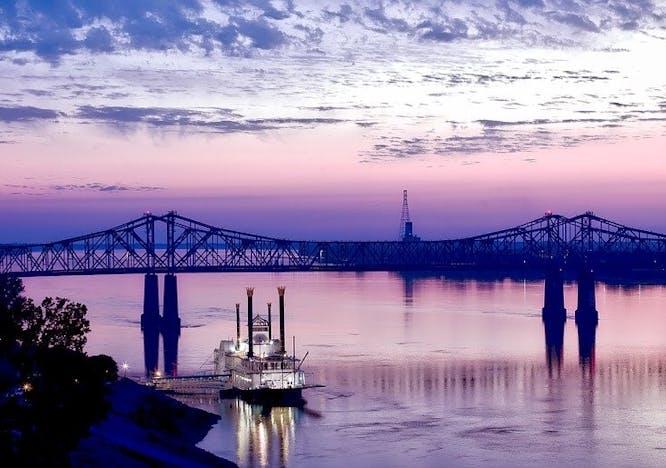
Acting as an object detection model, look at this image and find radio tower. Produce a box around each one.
[400,190,411,240]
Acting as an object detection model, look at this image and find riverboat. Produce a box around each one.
[214,287,318,405]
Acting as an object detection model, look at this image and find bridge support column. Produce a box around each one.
[162,274,181,377]
[575,268,598,326]
[542,267,566,322]
[141,273,160,378]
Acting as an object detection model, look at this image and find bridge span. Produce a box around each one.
[2,210,666,277]
[3,210,664,376]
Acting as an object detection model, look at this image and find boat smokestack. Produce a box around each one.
[247,287,254,358]
[235,303,240,348]
[267,302,272,340]
[278,286,286,355]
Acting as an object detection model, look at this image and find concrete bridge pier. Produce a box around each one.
[575,268,598,326]
[162,273,181,377]
[542,267,566,322]
[141,273,160,377]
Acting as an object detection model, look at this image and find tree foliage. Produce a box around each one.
[22,297,91,352]
[1,274,90,353]
[0,274,116,465]
[0,275,28,353]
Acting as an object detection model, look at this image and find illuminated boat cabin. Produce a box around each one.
[214,287,306,393]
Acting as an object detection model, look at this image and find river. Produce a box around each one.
[23,272,666,467]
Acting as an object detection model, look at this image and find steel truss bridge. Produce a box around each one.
[2,211,666,277]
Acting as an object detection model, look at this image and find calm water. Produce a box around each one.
[23,272,666,467]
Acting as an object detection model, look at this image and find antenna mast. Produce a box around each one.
[400,190,411,239]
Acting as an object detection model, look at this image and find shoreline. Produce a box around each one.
[71,378,236,467]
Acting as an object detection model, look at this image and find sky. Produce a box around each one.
[0,0,665,242]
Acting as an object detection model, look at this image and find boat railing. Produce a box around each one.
[239,357,299,372]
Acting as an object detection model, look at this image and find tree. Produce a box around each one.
[0,275,116,465]
[0,274,24,312]
[0,275,28,353]
[0,275,29,393]
[2,277,90,355]
[21,297,91,352]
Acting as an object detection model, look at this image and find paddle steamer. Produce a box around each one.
[214,287,316,405]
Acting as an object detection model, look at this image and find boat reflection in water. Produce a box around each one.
[219,399,300,467]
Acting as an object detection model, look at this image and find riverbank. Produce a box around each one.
[70,378,235,467]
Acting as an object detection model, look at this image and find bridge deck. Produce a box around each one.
[2,211,666,276]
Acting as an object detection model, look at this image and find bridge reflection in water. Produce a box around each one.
[150,271,664,467]
[203,347,666,467]
[141,265,604,378]
[542,312,598,378]
[143,269,604,381]
[4,209,664,381]
[542,266,598,378]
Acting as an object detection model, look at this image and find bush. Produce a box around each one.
[88,354,119,383]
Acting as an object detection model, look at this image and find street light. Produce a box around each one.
[121,362,129,378]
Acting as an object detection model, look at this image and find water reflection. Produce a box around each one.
[23,272,666,466]
[543,316,598,379]
[543,318,565,378]
[402,275,414,307]
[146,272,609,385]
[142,317,159,378]
[577,321,597,377]
[310,354,665,403]
[141,318,181,377]
[543,314,598,379]
[163,323,180,377]
[402,275,414,329]
[219,400,299,467]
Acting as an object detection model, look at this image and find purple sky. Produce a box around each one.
[1,1,665,242]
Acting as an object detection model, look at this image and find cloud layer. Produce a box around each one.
[0,1,664,161]
[0,105,59,122]
[0,1,664,63]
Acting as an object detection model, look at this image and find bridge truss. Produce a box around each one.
[2,211,666,277]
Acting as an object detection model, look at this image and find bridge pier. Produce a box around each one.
[141,273,160,377]
[542,267,566,322]
[162,273,181,377]
[575,268,598,326]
